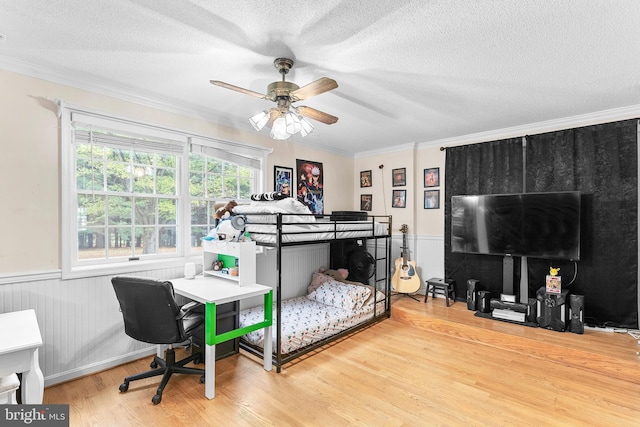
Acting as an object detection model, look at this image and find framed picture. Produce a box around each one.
[360,170,372,187]
[392,190,406,208]
[274,165,293,197]
[424,190,440,209]
[392,168,406,187]
[424,167,440,187]
[296,159,324,215]
[360,194,372,211]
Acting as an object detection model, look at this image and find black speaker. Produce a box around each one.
[569,294,585,334]
[536,287,569,332]
[526,298,537,323]
[467,279,480,311]
[478,290,492,313]
[330,239,375,284]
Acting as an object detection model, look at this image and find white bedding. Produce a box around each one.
[244,219,389,244]
[240,296,386,354]
[233,199,389,244]
[240,274,387,354]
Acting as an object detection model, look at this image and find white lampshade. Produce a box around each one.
[285,111,302,134]
[249,110,270,131]
[299,116,314,137]
[270,117,290,140]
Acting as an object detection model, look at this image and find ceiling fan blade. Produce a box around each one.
[290,77,338,101]
[296,106,339,125]
[210,80,266,99]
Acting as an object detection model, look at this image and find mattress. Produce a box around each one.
[240,295,385,354]
[244,219,389,244]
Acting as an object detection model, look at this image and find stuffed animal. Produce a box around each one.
[215,200,238,220]
[318,266,363,285]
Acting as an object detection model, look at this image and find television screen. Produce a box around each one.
[451,191,581,260]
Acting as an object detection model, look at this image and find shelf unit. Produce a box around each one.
[202,240,256,286]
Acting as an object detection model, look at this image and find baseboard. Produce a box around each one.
[44,347,156,387]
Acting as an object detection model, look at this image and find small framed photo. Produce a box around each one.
[424,167,439,187]
[392,190,406,208]
[360,194,372,211]
[360,170,372,187]
[274,165,293,197]
[392,168,406,187]
[424,190,440,209]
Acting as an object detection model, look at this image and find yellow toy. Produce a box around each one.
[549,267,560,277]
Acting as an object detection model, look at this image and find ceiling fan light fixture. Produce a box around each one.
[285,111,302,134]
[270,116,290,140]
[212,57,338,140]
[299,116,314,137]
[249,110,270,131]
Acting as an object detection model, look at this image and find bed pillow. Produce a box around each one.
[249,198,316,222]
[232,204,289,223]
[307,272,335,294]
[307,282,372,311]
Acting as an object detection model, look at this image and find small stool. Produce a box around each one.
[424,278,456,306]
[0,373,20,404]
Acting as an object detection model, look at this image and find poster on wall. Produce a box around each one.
[274,165,293,197]
[296,159,324,215]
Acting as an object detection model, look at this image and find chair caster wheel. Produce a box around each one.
[119,382,129,392]
[200,375,205,384]
[152,394,162,405]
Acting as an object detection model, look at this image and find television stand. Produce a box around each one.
[502,255,514,295]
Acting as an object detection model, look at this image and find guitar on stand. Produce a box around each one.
[391,224,421,301]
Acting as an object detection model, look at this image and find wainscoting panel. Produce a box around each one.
[390,234,445,294]
[0,266,184,386]
[0,237,442,387]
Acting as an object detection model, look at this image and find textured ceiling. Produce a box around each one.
[1,0,640,155]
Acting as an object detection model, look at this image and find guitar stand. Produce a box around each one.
[391,292,421,302]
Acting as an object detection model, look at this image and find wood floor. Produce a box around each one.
[44,296,640,426]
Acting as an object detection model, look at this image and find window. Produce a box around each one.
[188,152,256,252]
[61,105,269,278]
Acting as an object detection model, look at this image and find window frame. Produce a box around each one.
[60,103,270,279]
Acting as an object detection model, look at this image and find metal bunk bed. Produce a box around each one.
[237,212,392,372]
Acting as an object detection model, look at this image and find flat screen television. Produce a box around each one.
[451,191,581,260]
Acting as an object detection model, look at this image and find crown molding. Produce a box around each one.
[354,141,417,158]
[4,54,638,159]
[417,105,640,150]
[0,55,223,121]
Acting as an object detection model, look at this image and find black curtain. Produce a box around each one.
[526,120,638,328]
[444,119,638,328]
[444,138,524,298]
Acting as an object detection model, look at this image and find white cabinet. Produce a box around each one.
[202,240,256,286]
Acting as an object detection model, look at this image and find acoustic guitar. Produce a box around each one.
[392,224,421,293]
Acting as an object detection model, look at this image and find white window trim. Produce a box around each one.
[59,101,272,279]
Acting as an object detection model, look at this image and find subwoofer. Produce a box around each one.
[569,294,585,334]
[330,239,375,284]
[467,279,480,311]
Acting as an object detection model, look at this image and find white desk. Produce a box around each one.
[171,276,272,399]
[0,309,44,404]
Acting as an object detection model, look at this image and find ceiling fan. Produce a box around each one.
[210,58,339,140]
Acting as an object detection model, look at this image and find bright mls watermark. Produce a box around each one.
[1,405,69,426]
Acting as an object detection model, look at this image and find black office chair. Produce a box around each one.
[111,276,205,404]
